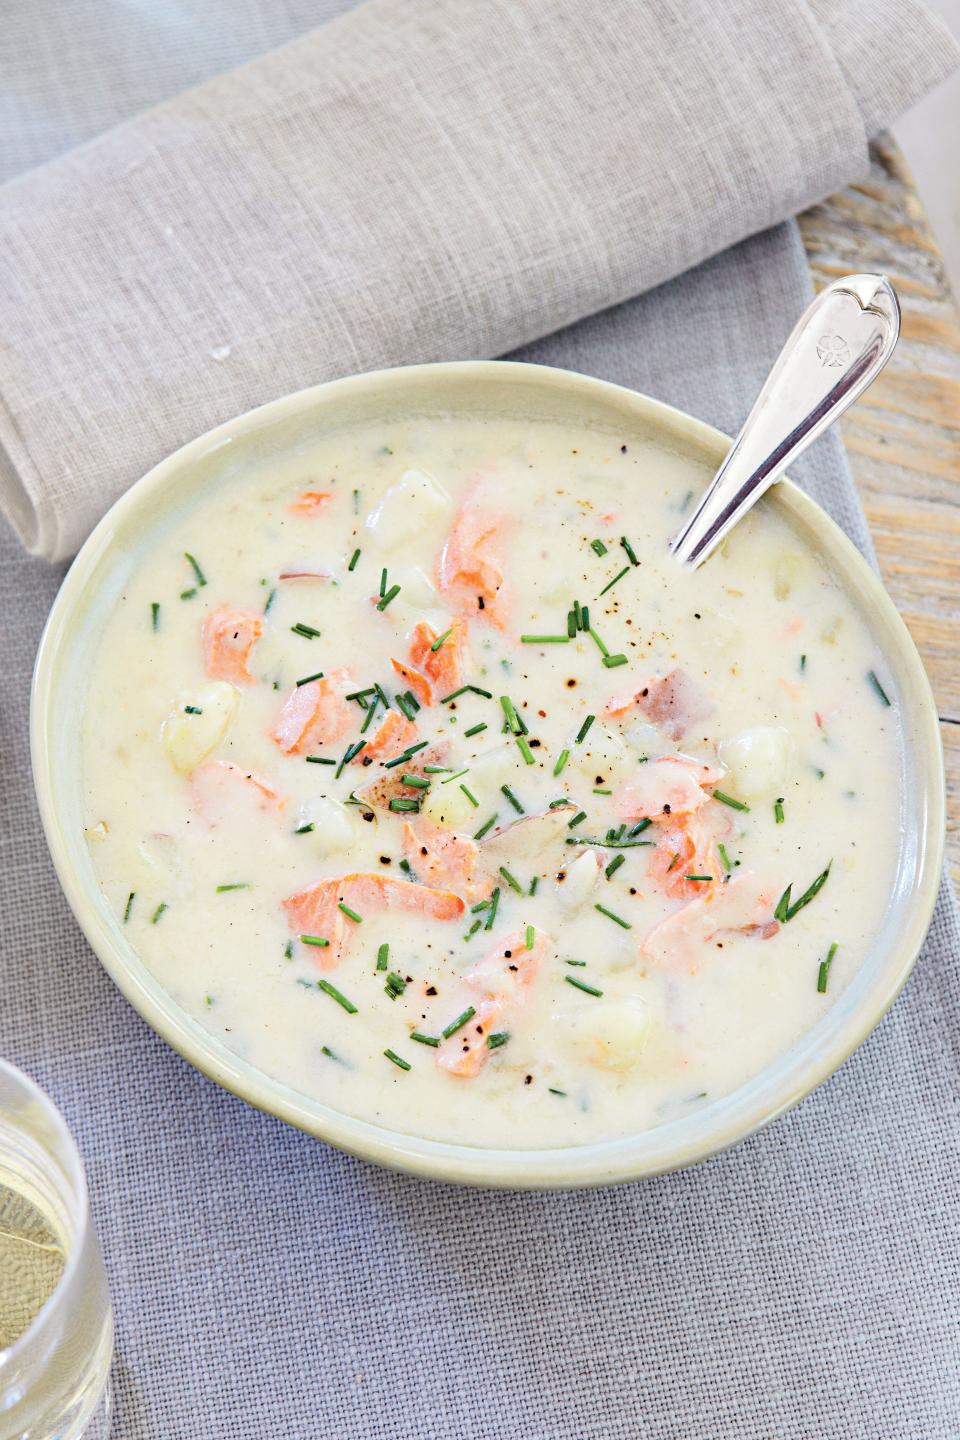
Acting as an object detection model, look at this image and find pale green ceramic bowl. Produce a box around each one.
[31,362,945,1188]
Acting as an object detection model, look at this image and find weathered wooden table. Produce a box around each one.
[800,136,960,889]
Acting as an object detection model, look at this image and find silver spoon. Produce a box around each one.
[671,273,900,567]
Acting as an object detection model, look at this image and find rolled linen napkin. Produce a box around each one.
[0,0,955,561]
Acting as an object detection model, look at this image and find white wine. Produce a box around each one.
[0,1178,66,1349]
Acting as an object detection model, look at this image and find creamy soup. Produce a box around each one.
[81,415,901,1148]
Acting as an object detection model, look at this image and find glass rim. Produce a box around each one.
[0,1058,92,1365]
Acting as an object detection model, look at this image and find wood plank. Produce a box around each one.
[799,135,960,889]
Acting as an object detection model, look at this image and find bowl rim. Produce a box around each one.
[30,359,945,1189]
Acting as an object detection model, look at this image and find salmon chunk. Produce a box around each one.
[401,818,494,903]
[436,999,503,1077]
[354,743,451,811]
[465,926,551,1003]
[606,668,713,741]
[389,658,433,708]
[202,605,264,685]
[356,710,419,764]
[273,669,354,755]
[640,871,779,974]
[283,873,465,965]
[191,760,285,826]
[436,494,509,629]
[614,755,724,824]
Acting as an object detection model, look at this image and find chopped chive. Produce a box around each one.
[376,942,389,972]
[150,602,160,631]
[774,886,792,923]
[628,819,652,836]
[473,813,499,840]
[520,634,570,644]
[335,739,366,777]
[501,784,525,814]
[431,626,454,652]
[785,862,832,921]
[337,902,363,924]
[605,854,625,880]
[180,587,198,601]
[487,1031,510,1049]
[602,654,629,669]
[463,918,483,940]
[123,891,135,923]
[581,605,590,631]
[296,670,325,687]
[718,842,733,872]
[566,958,587,967]
[567,609,577,638]
[383,1049,411,1071]
[300,934,330,947]
[294,822,316,834]
[402,688,420,713]
[389,797,421,812]
[588,627,609,657]
[800,654,807,673]
[499,695,526,734]
[382,740,429,769]
[379,567,387,598]
[410,1031,440,1047]
[684,875,713,882]
[401,773,430,789]
[590,539,608,556]
[184,552,207,586]
[576,714,595,744]
[263,587,277,615]
[554,749,570,776]
[442,1006,476,1039]
[548,1088,567,1098]
[516,735,535,765]
[573,599,583,631]
[321,1046,343,1063]
[499,866,523,894]
[424,765,453,774]
[817,942,839,993]
[384,971,407,999]
[216,882,249,893]
[359,699,381,733]
[774,797,785,824]
[150,902,168,925]
[598,566,630,597]
[550,798,572,809]
[291,621,320,639]
[398,858,414,878]
[377,583,401,611]
[620,536,639,566]
[353,488,360,514]
[525,924,535,950]
[529,876,539,896]
[348,548,361,572]
[713,790,750,812]
[459,783,479,807]
[814,767,826,781]
[594,902,632,929]
[183,704,203,715]
[565,975,604,997]
[393,691,417,722]
[593,788,612,796]
[867,670,891,706]
[284,940,294,960]
[305,755,336,765]
[464,722,487,738]
[484,886,501,930]
[346,686,377,703]
[440,767,470,785]
[471,900,492,913]
[567,811,587,829]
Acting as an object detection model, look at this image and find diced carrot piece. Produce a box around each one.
[288,490,334,515]
[436,494,509,629]
[272,669,354,755]
[356,710,418,764]
[201,605,263,685]
[401,818,493,903]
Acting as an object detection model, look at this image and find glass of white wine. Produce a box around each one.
[0,1062,113,1439]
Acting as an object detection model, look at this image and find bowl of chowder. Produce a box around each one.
[31,361,944,1188]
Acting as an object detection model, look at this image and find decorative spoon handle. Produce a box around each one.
[671,273,900,568]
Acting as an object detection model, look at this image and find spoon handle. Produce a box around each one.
[671,273,900,567]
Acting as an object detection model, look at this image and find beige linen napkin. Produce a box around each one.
[0,0,956,562]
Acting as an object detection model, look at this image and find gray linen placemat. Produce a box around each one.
[0,0,956,561]
[3,221,958,1438]
[2,4,959,1437]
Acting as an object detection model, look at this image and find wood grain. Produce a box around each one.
[799,135,960,889]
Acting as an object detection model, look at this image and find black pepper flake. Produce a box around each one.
[524,1075,533,1085]
[566,678,577,688]
[426,985,438,996]
[380,855,391,864]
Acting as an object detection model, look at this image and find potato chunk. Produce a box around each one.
[161,682,238,775]
[365,469,452,552]
[718,726,794,798]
